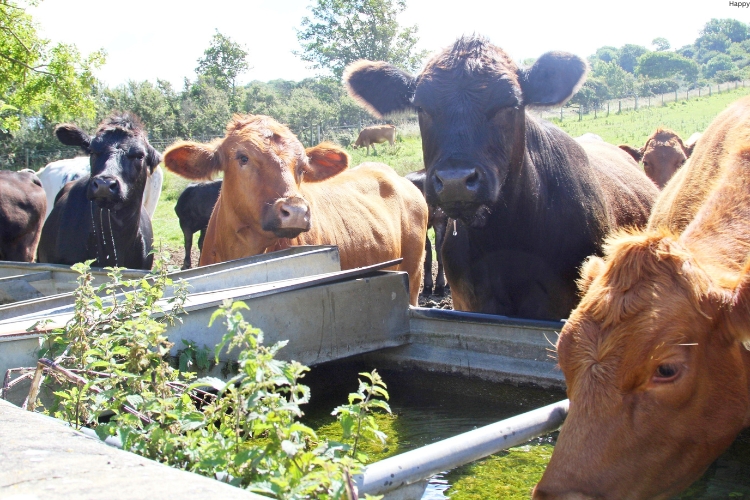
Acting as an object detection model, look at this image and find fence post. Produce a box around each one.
[560,107,563,121]
[635,95,638,110]
[661,93,664,106]
[709,85,712,96]
[578,107,582,121]
[618,100,621,113]
[675,89,678,102]
[607,102,610,116]
[698,87,701,97]
[686,90,689,101]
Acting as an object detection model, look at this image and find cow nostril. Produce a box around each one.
[466,170,479,190]
[433,174,444,193]
[280,208,291,218]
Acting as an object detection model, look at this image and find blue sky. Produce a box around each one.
[29,0,746,87]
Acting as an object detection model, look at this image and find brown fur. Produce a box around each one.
[163,114,427,306]
[534,96,750,499]
[352,124,396,155]
[619,128,692,189]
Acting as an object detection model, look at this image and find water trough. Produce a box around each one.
[0,247,568,499]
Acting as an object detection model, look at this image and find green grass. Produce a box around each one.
[551,85,750,147]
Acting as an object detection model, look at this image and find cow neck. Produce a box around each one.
[214,195,275,258]
[89,200,141,268]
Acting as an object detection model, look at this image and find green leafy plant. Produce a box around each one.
[26,257,388,500]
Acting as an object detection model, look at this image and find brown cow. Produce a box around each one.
[162,115,427,305]
[533,96,750,499]
[619,128,696,189]
[0,170,46,262]
[352,124,396,155]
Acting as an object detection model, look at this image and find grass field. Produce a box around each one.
[153,86,750,260]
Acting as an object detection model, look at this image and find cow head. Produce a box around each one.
[55,112,161,211]
[533,230,750,500]
[162,114,348,245]
[344,35,586,226]
[619,129,693,189]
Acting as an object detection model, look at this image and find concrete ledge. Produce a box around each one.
[0,399,266,499]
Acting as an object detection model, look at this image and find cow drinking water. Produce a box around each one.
[162,115,428,305]
[37,113,161,270]
[344,35,658,321]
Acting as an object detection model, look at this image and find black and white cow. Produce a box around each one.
[37,113,161,270]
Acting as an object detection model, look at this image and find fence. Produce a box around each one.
[531,80,750,123]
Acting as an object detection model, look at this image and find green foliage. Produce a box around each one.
[701,18,750,44]
[591,61,635,99]
[0,0,105,132]
[617,44,649,74]
[636,52,699,81]
[295,0,428,78]
[652,37,670,51]
[31,261,389,499]
[196,30,249,109]
[705,53,738,78]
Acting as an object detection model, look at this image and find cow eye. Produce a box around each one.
[236,153,249,166]
[653,363,681,383]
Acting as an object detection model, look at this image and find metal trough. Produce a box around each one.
[0,246,341,321]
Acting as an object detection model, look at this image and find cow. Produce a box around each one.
[174,179,222,269]
[352,124,396,155]
[405,169,449,296]
[37,156,163,220]
[344,35,658,321]
[162,114,428,305]
[37,112,161,270]
[533,95,750,500]
[619,128,696,188]
[0,170,46,262]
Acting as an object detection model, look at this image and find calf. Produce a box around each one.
[534,95,750,499]
[405,169,449,296]
[0,170,46,262]
[352,124,396,155]
[345,35,657,321]
[619,128,695,188]
[163,114,427,305]
[174,180,222,269]
[37,113,161,270]
[37,157,163,220]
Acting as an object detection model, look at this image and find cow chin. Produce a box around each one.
[270,226,308,239]
[89,195,124,211]
[443,203,492,228]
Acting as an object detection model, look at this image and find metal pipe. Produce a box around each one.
[356,399,569,498]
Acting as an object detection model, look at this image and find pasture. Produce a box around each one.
[152,85,750,268]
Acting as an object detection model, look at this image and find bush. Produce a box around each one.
[27,255,389,500]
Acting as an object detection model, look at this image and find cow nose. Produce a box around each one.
[431,167,480,203]
[275,197,310,231]
[90,176,120,198]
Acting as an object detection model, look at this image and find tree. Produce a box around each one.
[636,52,699,82]
[701,18,750,44]
[0,0,105,132]
[652,37,670,51]
[704,53,737,78]
[593,61,635,98]
[617,44,649,73]
[295,0,428,79]
[196,30,249,108]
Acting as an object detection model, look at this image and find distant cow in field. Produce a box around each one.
[533,95,750,500]
[405,169,449,296]
[352,124,396,155]
[344,35,658,321]
[174,180,222,269]
[0,170,46,262]
[37,156,163,220]
[37,113,161,270]
[619,128,696,188]
[162,115,427,305]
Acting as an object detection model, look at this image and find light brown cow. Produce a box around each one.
[619,128,696,189]
[533,96,750,499]
[162,115,427,305]
[352,124,396,155]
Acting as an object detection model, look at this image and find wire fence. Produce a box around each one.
[530,80,750,122]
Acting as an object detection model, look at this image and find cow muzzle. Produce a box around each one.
[428,166,494,226]
[88,175,123,208]
[263,196,311,238]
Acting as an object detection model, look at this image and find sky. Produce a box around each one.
[27,0,749,89]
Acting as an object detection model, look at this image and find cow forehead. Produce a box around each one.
[90,131,147,153]
[222,127,305,168]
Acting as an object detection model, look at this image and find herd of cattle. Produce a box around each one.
[1,35,749,497]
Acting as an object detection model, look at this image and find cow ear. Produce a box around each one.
[518,52,588,106]
[619,144,644,163]
[577,255,605,296]
[163,141,221,180]
[147,145,162,174]
[55,124,92,152]
[684,142,696,158]
[720,269,750,345]
[344,60,416,118]
[305,143,349,182]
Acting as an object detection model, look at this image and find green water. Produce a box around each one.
[303,360,750,499]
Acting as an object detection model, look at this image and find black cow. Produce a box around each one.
[345,36,658,321]
[405,169,448,296]
[0,170,46,262]
[174,180,222,269]
[37,113,161,270]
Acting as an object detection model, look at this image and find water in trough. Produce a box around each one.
[304,360,750,499]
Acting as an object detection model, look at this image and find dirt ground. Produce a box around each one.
[166,245,454,310]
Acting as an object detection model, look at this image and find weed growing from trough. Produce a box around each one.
[22,255,389,500]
